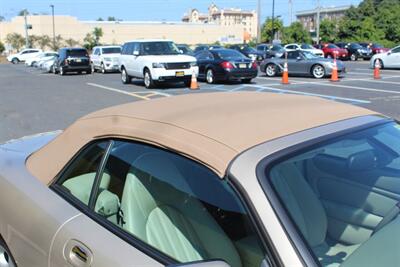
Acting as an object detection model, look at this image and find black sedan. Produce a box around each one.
[195,49,258,84]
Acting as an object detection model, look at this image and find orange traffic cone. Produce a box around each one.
[190,69,199,90]
[330,57,339,82]
[282,62,289,84]
[374,60,381,79]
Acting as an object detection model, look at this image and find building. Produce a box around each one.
[296,5,351,33]
[182,4,258,42]
[0,15,244,51]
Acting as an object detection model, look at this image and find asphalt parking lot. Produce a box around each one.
[1,60,400,143]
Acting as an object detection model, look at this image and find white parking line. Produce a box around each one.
[355,68,400,73]
[87,83,170,100]
[247,84,371,104]
[306,81,400,95]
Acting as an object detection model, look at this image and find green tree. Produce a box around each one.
[282,22,312,44]
[5,33,25,51]
[84,27,103,50]
[36,35,51,50]
[93,27,103,44]
[97,17,104,21]
[261,18,284,43]
[107,16,116,21]
[0,41,5,53]
[319,19,339,43]
[64,38,80,47]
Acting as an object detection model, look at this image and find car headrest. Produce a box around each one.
[95,189,120,217]
[347,150,378,172]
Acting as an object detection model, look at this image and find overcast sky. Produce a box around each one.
[0,0,362,25]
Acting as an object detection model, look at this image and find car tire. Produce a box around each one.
[11,58,19,64]
[121,68,131,84]
[242,78,252,83]
[350,54,357,61]
[311,64,325,79]
[101,63,106,74]
[0,237,16,267]
[144,69,155,89]
[375,59,384,69]
[86,68,92,74]
[206,68,215,84]
[184,79,192,87]
[265,64,277,77]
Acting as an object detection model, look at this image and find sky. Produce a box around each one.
[0,0,362,25]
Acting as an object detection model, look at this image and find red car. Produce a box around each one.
[317,43,349,59]
[360,43,390,55]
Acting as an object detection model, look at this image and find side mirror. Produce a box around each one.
[133,51,139,56]
[296,56,302,61]
[169,260,230,267]
[179,50,184,54]
[388,51,392,55]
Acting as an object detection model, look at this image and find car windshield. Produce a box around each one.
[351,43,363,49]
[141,41,180,55]
[242,47,257,53]
[102,47,121,54]
[327,44,339,49]
[271,45,284,51]
[302,51,318,59]
[67,49,88,57]
[257,45,268,51]
[264,121,400,267]
[372,44,383,48]
[215,50,245,60]
[301,44,314,49]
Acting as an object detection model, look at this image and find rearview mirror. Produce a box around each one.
[133,51,139,56]
[169,260,230,267]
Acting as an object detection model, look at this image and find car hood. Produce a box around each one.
[0,131,61,154]
[142,54,196,63]
[102,53,121,58]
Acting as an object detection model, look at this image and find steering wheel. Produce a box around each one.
[373,201,400,235]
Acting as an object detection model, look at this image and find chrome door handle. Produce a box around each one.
[64,240,93,267]
[71,245,88,263]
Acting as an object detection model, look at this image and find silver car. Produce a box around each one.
[260,50,346,79]
[0,92,398,267]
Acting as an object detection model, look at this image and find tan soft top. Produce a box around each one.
[27,92,377,184]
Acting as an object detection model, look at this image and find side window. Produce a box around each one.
[94,48,100,55]
[287,51,299,59]
[391,47,400,53]
[132,43,139,54]
[94,141,266,266]
[205,52,214,60]
[196,51,207,60]
[58,141,110,205]
[121,44,128,55]
[126,42,134,55]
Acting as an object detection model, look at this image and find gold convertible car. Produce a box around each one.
[0,92,399,267]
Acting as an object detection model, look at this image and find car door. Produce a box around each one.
[195,51,211,78]
[49,139,269,267]
[286,51,303,74]
[132,42,144,78]
[384,46,400,68]
[91,48,100,68]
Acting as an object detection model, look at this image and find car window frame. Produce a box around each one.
[254,118,392,267]
[50,138,276,267]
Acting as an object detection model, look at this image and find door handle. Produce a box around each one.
[64,239,93,267]
[72,245,89,263]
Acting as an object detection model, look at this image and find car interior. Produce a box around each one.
[62,141,266,267]
[269,122,400,267]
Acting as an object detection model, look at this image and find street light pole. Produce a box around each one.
[316,0,321,44]
[24,10,29,48]
[257,0,261,43]
[271,0,275,43]
[50,5,55,49]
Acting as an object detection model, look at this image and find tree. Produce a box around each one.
[93,27,103,44]
[36,35,51,50]
[64,38,80,47]
[18,9,29,16]
[0,41,5,54]
[319,19,339,43]
[29,34,40,48]
[5,33,25,51]
[97,17,104,21]
[282,22,312,44]
[84,27,103,50]
[49,35,64,50]
[261,18,284,43]
[107,16,116,21]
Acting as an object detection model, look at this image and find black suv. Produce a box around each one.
[336,42,372,61]
[228,44,265,62]
[54,48,92,75]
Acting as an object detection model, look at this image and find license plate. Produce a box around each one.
[175,71,184,77]
[76,58,82,62]
[239,64,247,68]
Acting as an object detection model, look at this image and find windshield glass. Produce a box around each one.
[215,49,246,60]
[141,41,180,55]
[372,44,383,48]
[301,44,314,49]
[67,49,88,57]
[271,45,284,51]
[264,121,400,267]
[243,47,257,53]
[102,47,121,54]
[351,43,363,49]
[327,44,339,49]
[302,51,318,59]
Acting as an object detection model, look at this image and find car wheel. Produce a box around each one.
[121,68,131,84]
[206,68,215,84]
[312,64,325,79]
[0,239,16,267]
[11,58,19,64]
[144,69,155,89]
[49,65,54,73]
[375,59,384,69]
[242,78,252,83]
[265,64,277,77]
[86,68,92,74]
[101,63,106,74]
[350,54,357,61]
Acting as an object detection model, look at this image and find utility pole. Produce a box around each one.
[24,10,29,48]
[257,0,261,43]
[289,0,293,25]
[316,0,321,44]
[50,5,56,49]
[271,0,275,43]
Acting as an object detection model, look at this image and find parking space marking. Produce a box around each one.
[87,83,150,100]
[305,81,400,95]
[355,68,400,73]
[247,84,371,104]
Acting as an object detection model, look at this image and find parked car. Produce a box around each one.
[25,51,58,67]
[194,45,210,54]
[228,44,265,62]
[195,48,258,83]
[284,43,324,57]
[119,39,198,88]
[256,44,270,54]
[0,92,397,267]
[260,50,346,79]
[360,42,390,55]
[370,45,400,69]
[177,44,194,56]
[266,44,286,58]
[336,42,372,61]
[90,46,121,73]
[41,56,58,73]
[320,43,349,60]
[7,48,42,64]
[53,48,92,75]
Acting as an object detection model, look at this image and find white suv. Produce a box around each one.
[7,48,42,64]
[284,43,324,57]
[90,46,121,73]
[119,39,198,88]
